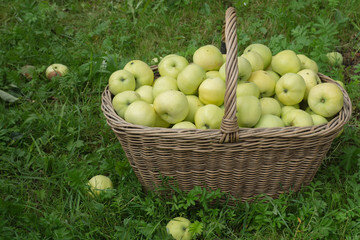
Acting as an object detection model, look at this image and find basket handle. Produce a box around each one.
[219,7,239,143]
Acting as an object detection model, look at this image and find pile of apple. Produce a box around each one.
[109,43,344,129]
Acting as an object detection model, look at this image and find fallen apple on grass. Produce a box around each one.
[166,217,192,240]
[46,63,68,80]
[88,175,113,197]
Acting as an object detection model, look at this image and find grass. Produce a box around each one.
[1,0,360,239]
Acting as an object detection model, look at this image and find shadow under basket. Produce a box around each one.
[101,7,352,202]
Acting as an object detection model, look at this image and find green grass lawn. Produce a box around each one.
[1,0,360,239]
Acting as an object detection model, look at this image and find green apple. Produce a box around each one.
[248,70,276,97]
[281,105,297,118]
[275,73,306,105]
[219,56,252,82]
[158,54,189,78]
[271,50,301,75]
[20,65,36,79]
[166,217,192,240]
[124,60,154,88]
[206,71,221,79]
[326,52,343,66]
[244,43,272,68]
[108,69,136,95]
[297,54,319,73]
[336,80,345,89]
[297,69,321,100]
[177,63,206,94]
[154,112,170,128]
[124,100,156,127]
[172,121,197,129]
[255,114,285,128]
[136,85,154,103]
[260,97,282,116]
[112,90,141,118]
[222,54,226,62]
[236,81,260,98]
[198,77,226,106]
[282,109,313,127]
[241,51,264,71]
[194,104,224,129]
[45,63,68,80]
[236,96,262,127]
[305,106,314,114]
[311,114,328,126]
[153,90,189,124]
[193,45,224,71]
[152,76,178,98]
[307,83,344,118]
[184,95,204,123]
[88,175,113,197]
[265,70,280,83]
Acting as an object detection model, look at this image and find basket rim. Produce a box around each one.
[101,71,352,141]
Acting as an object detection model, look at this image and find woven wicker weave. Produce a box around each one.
[101,7,352,201]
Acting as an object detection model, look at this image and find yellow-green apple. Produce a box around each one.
[236,81,260,98]
[193,45,224,71]
[136,85,154,103]
[307,83,344,118]
[158,54,189,78]
[255,114,285,128]
[275,73,306,105]
[172,121,197,129]
[326,52,343,66]
[46,63,68,80]
[241,51,264,71]
[88,175,113,197]
[219,57,252,82]
[282,109,313,127]
[124,60,154,88]
[260,97,282,116]
[236,96,262,127]
[184,95,204,122]
[194,104,224,129]
[335,80,345,89]
[153,90,189,124]
[311,114,328,125]
[152,76,178,98]
[206,71,221,79]
[112,90,141,118]
[265,70,280,83]
[198,77,226,106]
[222,54,226,62]
[154,112,170,128]
[20,65,36,79]
[248,70,276,97]
[244,43,272,68]
[297,54,318,73]
[124,100,157,127]
[108,69,136,95]
[177,63,206,94]
[297,69,321,100]
[271,50,301,75]
[281,105,297,118]
[166,217,192,240]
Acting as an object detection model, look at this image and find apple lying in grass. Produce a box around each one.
[307,83,344,118]
[112,90,141,118]
[153,90,189,124]
[326,52,343,66]
[166,217,192,240]
[46,63,68,80]
[244,43,272,69]
[193,45,224,71]
[108,69,136,95]
[124,60,154,88]
[88,175,113,197]
[20,65,36,80]
[158,54,189,78]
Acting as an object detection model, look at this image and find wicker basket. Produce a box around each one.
[101,7,352,201]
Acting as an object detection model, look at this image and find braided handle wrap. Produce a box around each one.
[220,7,239,143]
